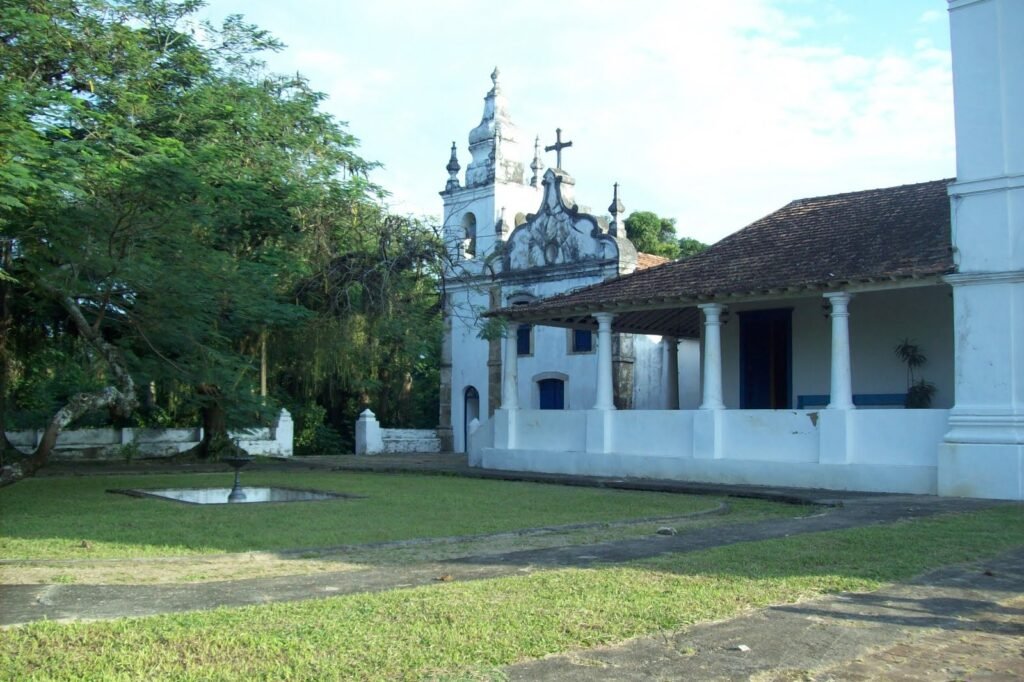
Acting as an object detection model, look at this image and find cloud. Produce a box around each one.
[204,0,955,243]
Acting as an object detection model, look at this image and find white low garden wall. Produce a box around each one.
[354,409,441,455]
[5,409,294,460]
[475,408,949,494]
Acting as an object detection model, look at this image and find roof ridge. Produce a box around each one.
[788,177,954,205]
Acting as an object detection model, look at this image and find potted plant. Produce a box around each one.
[894,339,937,408]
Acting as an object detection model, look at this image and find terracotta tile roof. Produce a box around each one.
[636,252,670,269]
[497,178,954,333]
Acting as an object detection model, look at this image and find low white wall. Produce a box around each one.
[476,407,950,495]
[516,411,587,451]
[381,428,442,454]
[611,410,694,456]
[720,410,819,463]
[354,409,441,455]
[849,409,949,466]
[5,409,294,460]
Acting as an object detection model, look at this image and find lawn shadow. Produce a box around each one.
[771,590,1024,636]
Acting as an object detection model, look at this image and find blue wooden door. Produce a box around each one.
[538,379,565,410]
[739,309,792,409]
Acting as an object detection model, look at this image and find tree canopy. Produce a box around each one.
[624,210,707,260]
[0,0,442,475]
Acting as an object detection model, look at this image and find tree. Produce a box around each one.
[281,206,443,449]
[0,0,382,477]
[677,236,708,258]
[624,211,707,260]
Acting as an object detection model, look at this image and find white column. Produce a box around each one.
[593,312,616,410]
[664,336,680,409]
[501,320,519,409]
[825,292,854,410]
[698,304,725,409]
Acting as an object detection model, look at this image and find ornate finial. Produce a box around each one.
[530,135,545,187]
[608,182,625,236]
[497,206,508,240]
[544,128,573,171]
[445,142,460,191]
[489,66,501,95]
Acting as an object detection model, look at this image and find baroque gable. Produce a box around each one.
[504,169,636,272]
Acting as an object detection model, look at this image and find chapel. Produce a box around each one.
[436,69,696,453]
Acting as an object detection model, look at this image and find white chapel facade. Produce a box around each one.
[437,70,692,452]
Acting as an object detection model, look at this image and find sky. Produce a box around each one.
[201,0,955,245]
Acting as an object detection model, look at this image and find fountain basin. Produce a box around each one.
[109,487,361,505]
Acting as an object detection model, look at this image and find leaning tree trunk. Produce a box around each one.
[0,293,137,485]
[183,384,247,460]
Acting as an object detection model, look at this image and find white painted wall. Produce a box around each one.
[478,407,947,494]
[6,410,294,460]
[850,409,949,466]
[515,410,587,451]
[719,411,819,463]
[610,410,694,456]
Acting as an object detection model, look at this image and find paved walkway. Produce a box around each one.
[506,547,1024,681]
[6,454,1023,680]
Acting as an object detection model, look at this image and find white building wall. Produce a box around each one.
[940,0,1024,500]
[448,285,493,453]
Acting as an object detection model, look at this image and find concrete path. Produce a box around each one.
[505,547,1024,681]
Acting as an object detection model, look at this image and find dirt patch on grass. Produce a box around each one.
[0,554,365,585]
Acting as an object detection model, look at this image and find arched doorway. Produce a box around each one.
[463,386,480,451]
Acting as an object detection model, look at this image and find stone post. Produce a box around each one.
[275,409,294,457]
[355,409,383,455]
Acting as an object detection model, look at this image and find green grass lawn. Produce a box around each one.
[2,506,1022,680]
[0,471,786,559]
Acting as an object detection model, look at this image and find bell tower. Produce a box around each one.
[440,68,543,268]
[438,69,543,453]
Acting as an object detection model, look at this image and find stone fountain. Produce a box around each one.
[222,455,255,502]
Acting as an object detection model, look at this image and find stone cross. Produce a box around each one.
[545,128,573,170]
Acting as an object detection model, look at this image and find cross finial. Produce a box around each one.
[544,128,573,170]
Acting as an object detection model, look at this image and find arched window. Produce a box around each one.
[461,213,477,258]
